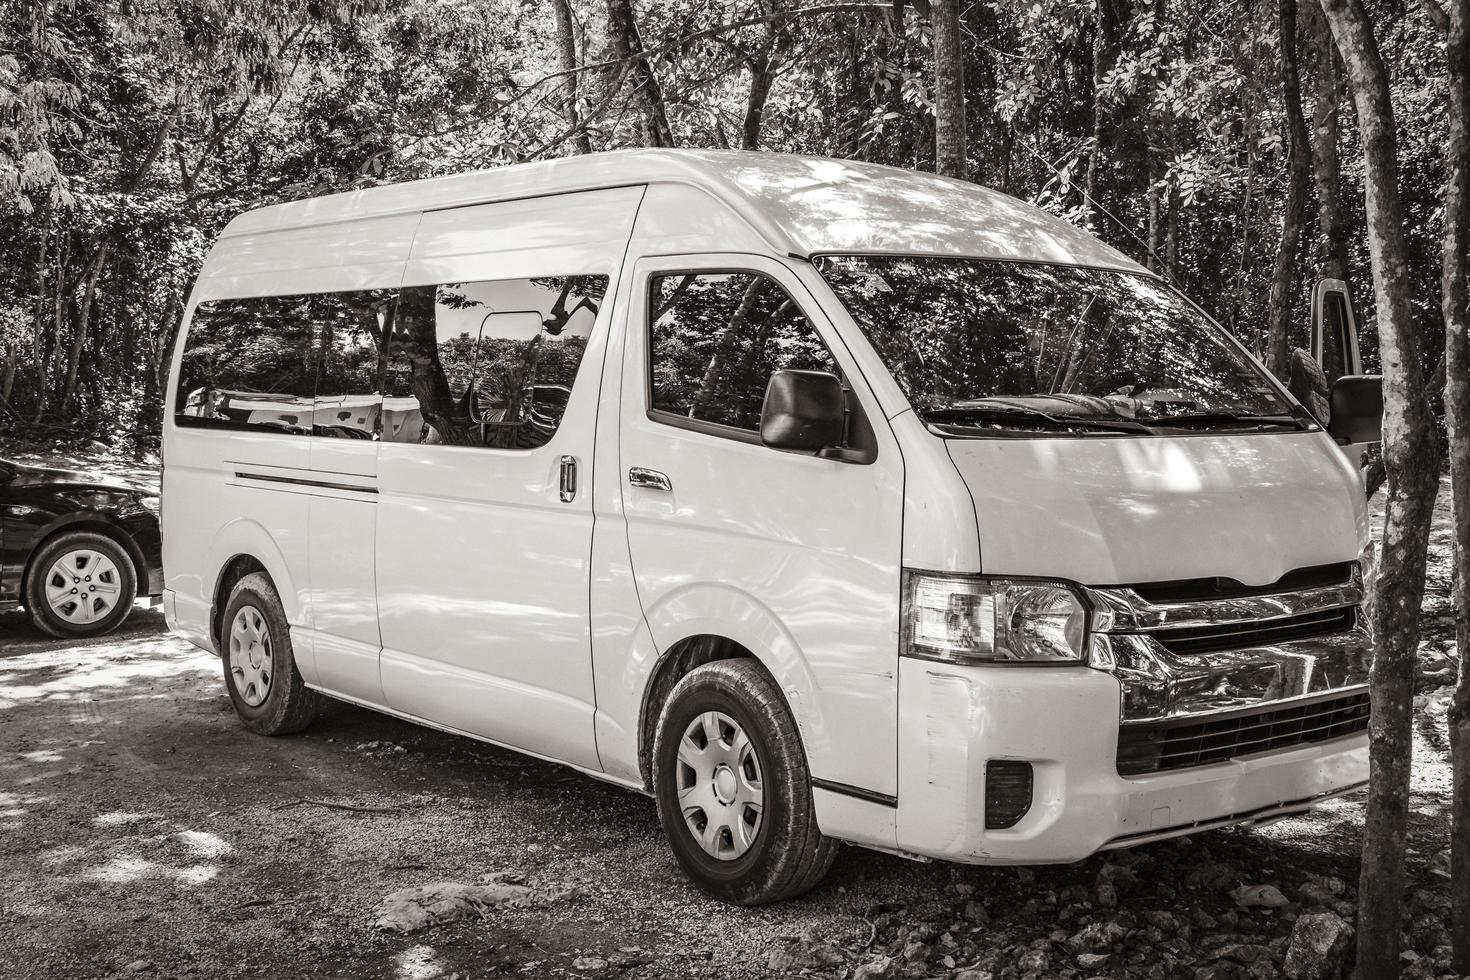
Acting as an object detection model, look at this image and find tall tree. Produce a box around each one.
[552,0,593,155]
[740,1,782,151]
[605,0,675,148]
[1317,0,1445,976]
[1265,0,1313,377]
[1310,4,1351,283]
[1433,0,1470,967]
[931,0,968,178]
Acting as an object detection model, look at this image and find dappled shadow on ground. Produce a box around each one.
[0,577,1461,978]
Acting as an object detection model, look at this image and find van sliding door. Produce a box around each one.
[374,186,643,770]
[304,289,394,706]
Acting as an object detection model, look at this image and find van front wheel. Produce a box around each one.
[652,659,836,904]
[221,572,319,736]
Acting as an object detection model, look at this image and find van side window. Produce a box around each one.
[313,290,395,440]
[383,275,606,449]
[175,294,323,434]
[648,272,836,433]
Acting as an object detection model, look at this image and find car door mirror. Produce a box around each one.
[1311,279,1362,380]
[760,370,846,453]
[1328,375,1382,445]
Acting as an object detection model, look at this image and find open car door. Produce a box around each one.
[1310,278,1381,470]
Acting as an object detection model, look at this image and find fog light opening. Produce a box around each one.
[984,760,1034,830]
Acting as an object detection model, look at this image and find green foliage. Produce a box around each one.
[0,0,1452,450]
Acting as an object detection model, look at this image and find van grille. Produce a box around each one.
[1116,689,1370,776]
[1152,606,1357,656]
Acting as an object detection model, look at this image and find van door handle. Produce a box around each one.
[559,455,577,502]
[628,467,672,491]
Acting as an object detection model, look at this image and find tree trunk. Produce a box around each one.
[1146,158,1164,273]
[1318,1,1445,977]
[1,343,15,402]
[1311,3,1351,282]
[742,47,774,151]
[931,0,967,179]
[1266,0,1314,378]
[1440,0,1470,968]
[62,246,108,417]
[690,278,765,420]
[605,0,675,148]
[553,0,593,155]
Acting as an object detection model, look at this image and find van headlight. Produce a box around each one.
[902,571,1088,663]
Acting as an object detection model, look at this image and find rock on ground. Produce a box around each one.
[1283,911,1353,980]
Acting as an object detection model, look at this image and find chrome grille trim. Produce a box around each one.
[1092,622,1371,722]
[1086,564,1362,633]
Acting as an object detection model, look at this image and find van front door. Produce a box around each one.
[374,273,610,770]
[616,255,904,801]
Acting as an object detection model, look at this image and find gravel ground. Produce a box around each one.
[0,603,1459,980]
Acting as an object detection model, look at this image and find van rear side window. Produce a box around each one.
[383,275,606,450]
[175,294,328,435]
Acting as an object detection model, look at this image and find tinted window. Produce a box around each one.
[384,275,605,449]
[175,294,321,434]
[313,290,394,439]
[816,255,1292,434]
[648,272,836,433]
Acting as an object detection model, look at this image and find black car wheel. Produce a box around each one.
[652,659,837,905]
[23,530,138,639]
[221,571,320,735]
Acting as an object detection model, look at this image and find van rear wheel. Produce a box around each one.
[652,659,836,904]
[221,572,319,735]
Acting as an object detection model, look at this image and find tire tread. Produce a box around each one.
[653,658,836,904]
[224,572,319,735]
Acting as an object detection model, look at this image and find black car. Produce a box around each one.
[0,457,163,638]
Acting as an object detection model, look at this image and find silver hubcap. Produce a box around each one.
[229,605,273,707]
[44,549,123,625]
[676,711,764,860]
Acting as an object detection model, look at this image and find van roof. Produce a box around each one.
[219,149,1146,273]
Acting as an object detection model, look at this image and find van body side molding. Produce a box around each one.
[812,777,898,808]
[234,471,378,495]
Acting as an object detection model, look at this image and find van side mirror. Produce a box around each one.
[761,370,846,453]
[1328,375,1382,445]
[1310,279,1362,380]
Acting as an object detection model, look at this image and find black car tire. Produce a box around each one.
[652,659,837,905]
[221,572,320,736]
[23,530,138,639]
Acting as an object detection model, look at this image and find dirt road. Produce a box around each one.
[0,608,1457,980]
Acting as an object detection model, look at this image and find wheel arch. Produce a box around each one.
[635,583,827,791]
[21,515,149,605]
[203,518,300,656]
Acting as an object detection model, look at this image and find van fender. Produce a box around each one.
[639,582,833,777]
[207,517,304,626]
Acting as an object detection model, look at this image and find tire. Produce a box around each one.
[652,659,837,905]
[24,531,138,639]
[220,571,319,736]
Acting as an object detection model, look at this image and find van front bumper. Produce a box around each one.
[892,656,1368,864]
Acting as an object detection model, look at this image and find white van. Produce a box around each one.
[162,149,1381,904]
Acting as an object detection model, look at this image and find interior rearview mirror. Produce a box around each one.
[761,370,846,453]
[1328,375,1382,445]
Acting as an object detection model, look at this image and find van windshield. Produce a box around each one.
[813,255,1302,435]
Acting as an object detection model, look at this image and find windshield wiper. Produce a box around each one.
[1143,411,1306,431]
[924,406,1153,434]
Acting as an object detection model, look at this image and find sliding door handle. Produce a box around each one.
[628,467,672,491]
[559,455,578,502]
